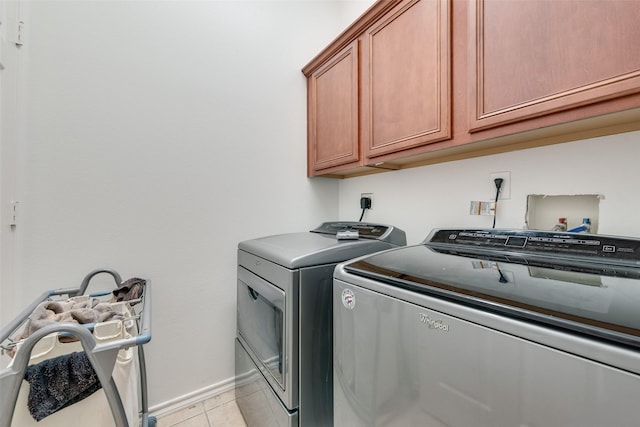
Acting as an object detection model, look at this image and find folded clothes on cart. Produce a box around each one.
[14,298,124,345]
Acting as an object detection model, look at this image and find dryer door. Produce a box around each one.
[237,266,286,390]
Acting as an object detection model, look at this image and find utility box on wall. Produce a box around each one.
[526,194,601,233]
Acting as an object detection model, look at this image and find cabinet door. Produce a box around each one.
[362,0,451,160]
[469,0,640,132]
[307,41,360,175]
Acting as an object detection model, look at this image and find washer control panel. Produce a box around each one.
[426,229,640,263]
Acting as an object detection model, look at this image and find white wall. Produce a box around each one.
[6,0,373,408]
[0,0,22,337]
[338,131,640,244]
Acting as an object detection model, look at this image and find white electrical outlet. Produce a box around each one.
[490,171,511,200]
[360,193,373,209]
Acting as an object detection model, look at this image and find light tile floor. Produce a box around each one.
[155,390,247,427]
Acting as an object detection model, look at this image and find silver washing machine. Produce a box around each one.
[334,228,640,427]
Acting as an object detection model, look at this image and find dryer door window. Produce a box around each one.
[237,266,285,390]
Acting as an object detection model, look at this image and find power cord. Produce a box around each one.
[359,196,372,222]
[492,178,504,228]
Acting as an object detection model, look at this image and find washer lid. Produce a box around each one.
[342,231,640,349]
[238,222,406,269]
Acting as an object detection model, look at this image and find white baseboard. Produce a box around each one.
[149,376,236,419]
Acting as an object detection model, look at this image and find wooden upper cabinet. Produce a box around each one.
[362,0,451,159]
[304,0,640,178]
[469,0,640,132]
[303,0,450,176]
[307,41,360,174]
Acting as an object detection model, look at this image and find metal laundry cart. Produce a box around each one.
[0,269,154,427]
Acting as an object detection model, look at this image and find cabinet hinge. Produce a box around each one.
[9,200,19,226]
[16,20,24,46]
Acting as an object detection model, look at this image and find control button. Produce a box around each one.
[602,245,616,253]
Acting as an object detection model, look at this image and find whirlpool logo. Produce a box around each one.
[341,289,355,310]
[420,313,449,332]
